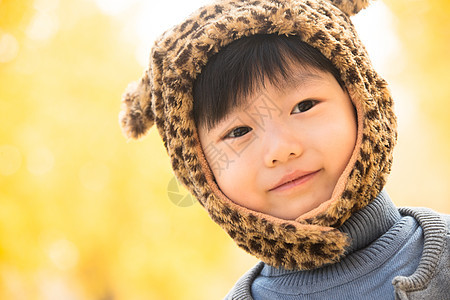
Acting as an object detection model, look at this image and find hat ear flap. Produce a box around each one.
[327,0,371,16]
[119,71,155,140]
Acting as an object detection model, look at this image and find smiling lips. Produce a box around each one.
[269,170,320,193]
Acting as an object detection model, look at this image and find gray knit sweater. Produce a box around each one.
[225,191,450,299]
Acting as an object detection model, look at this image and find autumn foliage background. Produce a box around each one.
[0,0,449,299]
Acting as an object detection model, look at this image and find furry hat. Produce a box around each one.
[119,0,397,270]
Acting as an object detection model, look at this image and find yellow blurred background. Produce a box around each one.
[0,0,449,299]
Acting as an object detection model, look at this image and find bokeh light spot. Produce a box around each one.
[47,239,79,271]
[79,161,109,191]
[0,145,22,176]
[26,12,59,41]
[352,1,402,75]
[37,275,80,300]
[26,146,55,175]
[0,33,19,63]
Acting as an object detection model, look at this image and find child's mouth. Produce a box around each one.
[269,170,320,193]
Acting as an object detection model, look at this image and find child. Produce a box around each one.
[119,0,450,298]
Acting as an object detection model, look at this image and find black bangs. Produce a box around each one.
[193,34,344,131]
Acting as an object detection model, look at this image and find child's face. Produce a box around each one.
[198,66,357,220]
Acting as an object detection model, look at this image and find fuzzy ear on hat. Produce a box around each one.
[328,0,371,16]
[119,71,154,140]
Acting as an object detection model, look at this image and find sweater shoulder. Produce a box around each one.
[224,262,264,300]
[393,206,450,297]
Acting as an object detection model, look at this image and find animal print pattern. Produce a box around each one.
[119,0,397,270]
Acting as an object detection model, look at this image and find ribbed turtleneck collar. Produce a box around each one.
[339,189,401,254]
[260,190,402,277]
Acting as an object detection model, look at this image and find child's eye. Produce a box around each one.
[292,100,318,114]
[224,126,252,139]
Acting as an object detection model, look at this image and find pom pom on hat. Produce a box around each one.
[328,0,371,16]
[119,71,154,140]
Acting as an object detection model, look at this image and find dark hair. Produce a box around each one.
[193,34,344,130]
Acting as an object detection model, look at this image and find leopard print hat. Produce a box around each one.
[119,0,397,270]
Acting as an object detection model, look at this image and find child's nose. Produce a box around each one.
[264,124,303,167]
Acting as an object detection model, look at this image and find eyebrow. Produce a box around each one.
[277,71,325,91]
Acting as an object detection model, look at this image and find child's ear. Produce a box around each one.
[119,70,155,140]
[327,0,371,16]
